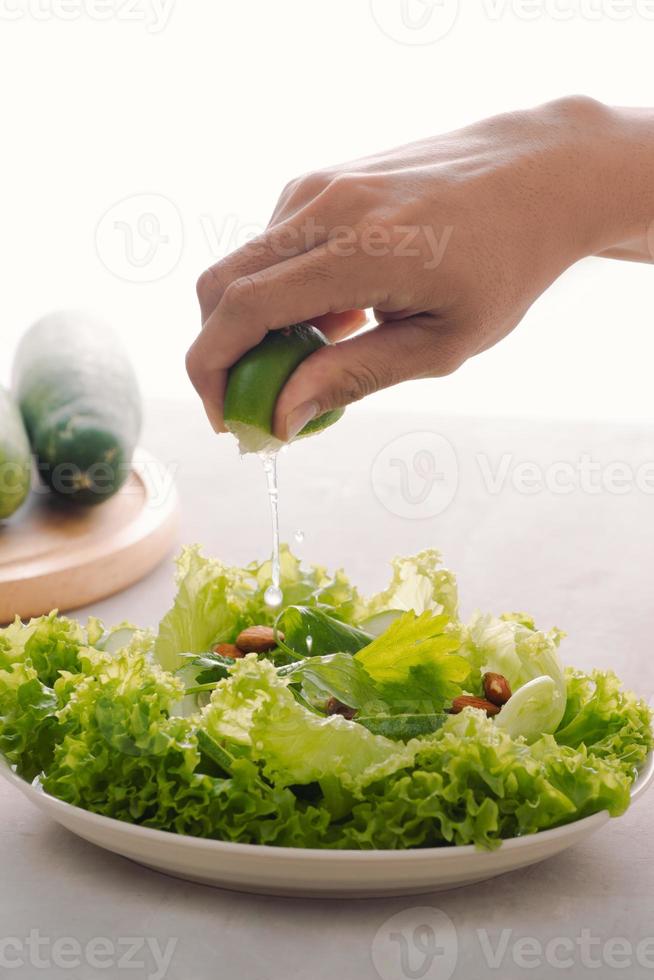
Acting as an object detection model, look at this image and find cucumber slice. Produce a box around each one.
[359,609,405,637]
[97,626,138,655]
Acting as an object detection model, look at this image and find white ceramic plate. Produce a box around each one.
[2,752,652,897]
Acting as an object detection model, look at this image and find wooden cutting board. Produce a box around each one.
[0,448,178,624]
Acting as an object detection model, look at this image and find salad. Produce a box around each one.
[0,546,650,850]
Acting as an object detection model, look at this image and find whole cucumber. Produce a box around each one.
[0,385,31,519]
[13,311,142,505]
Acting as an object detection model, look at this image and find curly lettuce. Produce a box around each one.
[153,545,362,672]
[333,710,633,849]
[202,656,418,791]
[556,667,653,774]
[360,549,459,623]
[0,613,107,780]
[0,548,650,851]
[153,546,258,672]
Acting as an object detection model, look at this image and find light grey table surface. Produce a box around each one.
[2,398,653,980]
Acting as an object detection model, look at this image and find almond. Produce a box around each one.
[325,697,357,721]
[213,643,243,659]
[449,695,501,717]
[235,625,283,654]
[483,672,512,707]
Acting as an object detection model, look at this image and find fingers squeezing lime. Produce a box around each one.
[223,323,344,454]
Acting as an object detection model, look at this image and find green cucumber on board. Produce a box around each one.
[0,386,31,519]
[12,311,142,505]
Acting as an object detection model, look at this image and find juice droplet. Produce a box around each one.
[264,585,283,608]
[294,529,305,543]
[306,634,313,654]
[260,452,283,608]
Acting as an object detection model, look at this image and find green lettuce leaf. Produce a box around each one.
[355,611,469,712]
[0,660,59,781]
[202,656,418,790]
[280,652,383,710]
[556,668,653,774]
[281,613,470,727]
[311,568,364,624]
[0,612,103,686]
[39,646,328,845]
[154,546,364,674]
[360,550,459,621]
[0,618,39,670]
[153,546,258,672]
[0,549,650,853]
[333,710,633,849]
[179,651,239,689]
[356,712,448,740]
[274,605,373,658]
[247,546,370,626]
[0,614,110,779]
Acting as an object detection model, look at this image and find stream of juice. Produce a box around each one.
[261,453,283,608]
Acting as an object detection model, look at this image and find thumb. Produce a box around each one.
[273,317,463,442]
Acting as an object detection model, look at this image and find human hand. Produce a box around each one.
[187,96,654,440]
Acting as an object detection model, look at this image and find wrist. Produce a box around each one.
[532,97,654,263]
[565,98,654,259]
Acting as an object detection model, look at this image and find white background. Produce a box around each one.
[1,0,653,423]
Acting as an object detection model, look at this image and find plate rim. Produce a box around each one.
[1,750,651,863]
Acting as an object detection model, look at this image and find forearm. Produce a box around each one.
[589,104,654,263]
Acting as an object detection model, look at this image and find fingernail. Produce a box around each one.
[285,401,319,442]
[203,401,227,434]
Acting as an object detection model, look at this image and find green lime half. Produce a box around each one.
[223,323,344,454]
